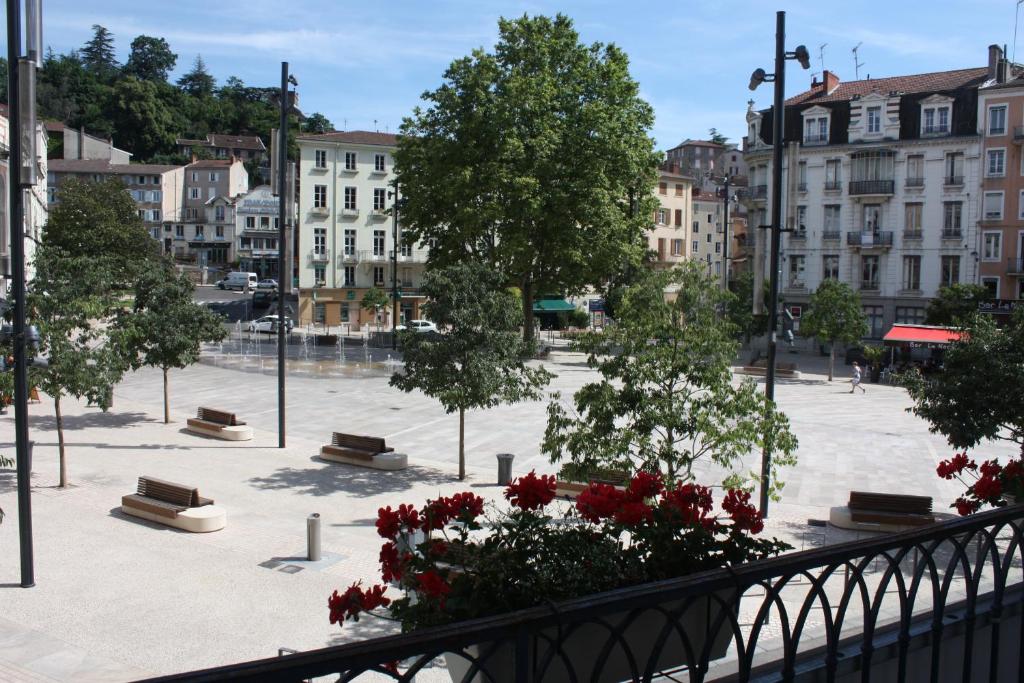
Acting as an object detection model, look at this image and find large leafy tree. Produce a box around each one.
[725,270,769,343]
[798,280,868,381]
[390,262,552,480]
[81,25,118,80]
[304,112,334,134]
[904,310,1024,455]
[105,77,179,160]
[124,265,227,423]
[396,14,660,344]
[543,262,797,493]
[924,284,990,327]
[177,55,216,98]
[124,35,177,82]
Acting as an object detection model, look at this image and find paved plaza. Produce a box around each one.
[0,341,1016,680]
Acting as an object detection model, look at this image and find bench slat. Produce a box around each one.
[331,432,392,453]
[138,476,200,507]
[322,445,376,462]
[849,491,932,515]
[197,407,243,426]
[122,494,184,518]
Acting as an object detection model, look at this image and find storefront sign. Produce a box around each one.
[978,299,1019,315]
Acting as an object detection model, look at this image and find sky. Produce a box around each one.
[2,0,1016,150]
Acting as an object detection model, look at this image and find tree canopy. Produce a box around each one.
[395,14,660,343]
[81,24,118,79]
[124,35,177,82]
[924,284,990,327]
[798,279,868,381]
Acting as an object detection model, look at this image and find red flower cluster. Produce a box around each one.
[576,482,625,522]
[379,542,412,583]
[378,493,485,536]
[504,471,557,510]
[328,582,390,624]
[415,570,451,600]
[935,453,1024,516]
[721,489,764,534]
[376,503,422,539]
[936,452,976,479]
[660,482,714,525]
[628,471,664,500]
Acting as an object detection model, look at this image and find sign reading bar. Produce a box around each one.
[978,299,1020,315]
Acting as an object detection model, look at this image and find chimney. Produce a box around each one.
[989,44,1003,81]
[823,70,840,94]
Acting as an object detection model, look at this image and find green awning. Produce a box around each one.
[533,299,576,313]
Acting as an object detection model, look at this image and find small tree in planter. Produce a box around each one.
[542,262,797,495]
[361,287,389,335]
[390,262,551,480]
[798,280,868,381]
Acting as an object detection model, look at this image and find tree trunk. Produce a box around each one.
[522,276,535,346]
[458,406,466,481]
[828,344,835,382]
[163,367,170,424]
[55,394,67,488]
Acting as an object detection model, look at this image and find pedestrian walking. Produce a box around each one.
[850,361,866,394]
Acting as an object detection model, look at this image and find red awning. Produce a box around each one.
[882,324,962,346]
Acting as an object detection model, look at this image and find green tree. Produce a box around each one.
[390,262,552,480]
[123,265,226,423]
[177,55,215,98]
[798,279,868,381]
[708,127,728,145]
[81,25,118,79]
[725,270,768,343]
[543,262,797,493]
[124,35,177,82]
[361,287,390,333]
[904,310,1024,454]
[924,283,990,327]
[304,112,333,134]
[105,77,178,160]
[396,14,660,345]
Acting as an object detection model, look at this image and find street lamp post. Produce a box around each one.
[389,180,399,351]
[748,11,809,517]
[276,63,297,449]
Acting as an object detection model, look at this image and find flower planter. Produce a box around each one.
[444,592,733,683]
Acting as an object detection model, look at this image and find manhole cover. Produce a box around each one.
[258,560,282,569]
[279,565,304,574]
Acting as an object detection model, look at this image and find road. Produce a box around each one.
[194,285,296,324]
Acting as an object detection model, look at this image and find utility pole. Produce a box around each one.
[722,175,731,291]
[276,63,295,449]
[390,179,399,350]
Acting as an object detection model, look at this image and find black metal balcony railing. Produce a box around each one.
[140,505,1024,683]
[847,231,894,246]
[944,175,964,186]
[903,229,923,240]
[822,230,841,241]
[942,229,963,240]
[1007,257,1024,274]
[922,125,949,135]
[849,180,895,195]
[752,185,768,199]
[803,133,828,144]
[905,177,925,188]
[790,230,807,240]
[824,180,842,191]
[860,281,880,291]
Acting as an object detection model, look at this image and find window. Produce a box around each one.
[260,216,271,229]
[195,225,205,237]
[314,266,326,284]
[215,205,225,221]
[208,186,216,200]
[895,307,926,324]
[706,233,711,243]
[989,105,1007,135]
[374,154,386,172]
[215,225,224,238]
[823,255,839,280]
[987,149,1006,177]
[343,266,355,287]
[671,239,683,256]
[344,229,356,256]
[850,150,894,182]
[137,209,146,220]
[47,187,57,203]
[861,255,879,290]
[373,266,385,286]
[345,152,357,170]
[674,184,684,197]
[314,185,327,208]
[941,255,960,286]
[658,182,667,195]
[867,106,881,133]
[904,203,923,237]
[795,206,806,235]
[715,242,721,254]
[825,159,841,189]
[340,304,350,323]
[692,220,699,234]
[823,205,840,235]
[982,232,1002,261]
[902,255,921,291]
[313,227,327,254]
[344,187,357,210]
[136,175,145,184]
[943,202,963,235]
[656,208,669,225]
[209,172,219,182]
[245,216,256,229]
[983,191,1004,220]
[315,149,327,168]
[175,225,184,237]
[944,152,964,183]
[190,171,199,182]
[981,277,999,299]
[692,240,699,253]
[1020,190,1024,220]
[150,209,161,221]
[798,161,807,189]
[922,106,950,135]
[189,187,200,200]
[373,230,386,256]
[906,154,924,186]
[863,306,884,338]
[788,255,805,287]
[804,116,828,143]
[374,188,387,211]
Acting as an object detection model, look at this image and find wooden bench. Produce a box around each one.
[320,432,407,470]
[185,406,253,441]
[829,491,936,532]
[121,476,226,533]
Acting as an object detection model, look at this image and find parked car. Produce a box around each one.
[217,272,258,291]
[396,319,438,333]
[248,315,294,334]
[256,279,278,290]
[252,291,274,309]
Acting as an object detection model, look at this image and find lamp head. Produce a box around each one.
[288,74,299,87]
[794,45,811,69]
[749,68,767,91]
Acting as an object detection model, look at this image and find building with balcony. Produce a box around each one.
[691,187,727,283]
[0,105,48,295]
[296,131,429,329]
[175,158,249,267]
[650,163,693,287]
[742,52,997,337]
[233,184,293,279]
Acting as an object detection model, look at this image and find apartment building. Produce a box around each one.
[691,188,728,281]
[743,52,998,338]
[177,159,249,266]
[296,131,429,329]
[651,163,693,270]
[234,184,288,279]
[176,134,267,164]
[0,106,48,294]
[978,50,1024,301]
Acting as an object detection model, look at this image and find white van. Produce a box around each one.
[218,272,258,291]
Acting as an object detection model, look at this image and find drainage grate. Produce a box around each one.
[279,565,304,574]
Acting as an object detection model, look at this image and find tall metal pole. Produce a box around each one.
[8,0,35,587]
[277,62,288,449]
[760,10,786,517]
[390,180,399,351]
[722,175,731,291]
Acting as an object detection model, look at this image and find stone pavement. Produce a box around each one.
[0,343,1016,680]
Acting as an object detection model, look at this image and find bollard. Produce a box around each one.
[306,513,321,561]
[496,453,515,486]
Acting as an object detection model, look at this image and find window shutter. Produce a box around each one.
[675,209,682,226]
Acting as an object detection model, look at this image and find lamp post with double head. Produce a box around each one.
[276,65,298,449]
[747,10,809,517]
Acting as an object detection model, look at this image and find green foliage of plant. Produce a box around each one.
[543,262,797,495]
[304,112,334,134]
[81,25,119,80]
[395,14,660,343]
[725,270,768,342]
[904,310,1024,454]
[799,279,868,381]
[390,263,552,479]
[924,284,990,327]
[124,35,177,82]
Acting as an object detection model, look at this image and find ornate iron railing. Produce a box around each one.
[144,505,1024,683]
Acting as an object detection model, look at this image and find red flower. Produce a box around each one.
[376,506,401,539]
[379,542,406,583]
[660,482,713,525]
[576,483,624,522]
[397,503,421,531]
[428,539,448,556]
[954,497,979,516]
[329,582,391,626]
[627,471,664,501]
[383,661,399,675]
[448,491,485,520]
[973,474,1003,501]
[421,498,453,531]
[416,570,451,599]
[614,501,653,526]
[979,459,1003,479]
[721,489,764,534]
[505,471,557,511]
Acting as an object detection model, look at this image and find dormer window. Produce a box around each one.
[920,96,952,137]
[867,106,881,134]
[801,106,831,145]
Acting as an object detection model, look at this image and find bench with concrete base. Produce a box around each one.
[829,491,936,533]
[185,407,253,441]
[121,476,226,533]
[320,432,407,470]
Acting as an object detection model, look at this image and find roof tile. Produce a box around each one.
[786,67,989,105]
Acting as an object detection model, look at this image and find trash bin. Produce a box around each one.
[306,513,321,562]
[496,453,515,486]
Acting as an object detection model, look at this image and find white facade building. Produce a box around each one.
[234,185,288,279]
[1,108,48,295]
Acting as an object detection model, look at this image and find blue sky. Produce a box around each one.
[4,0,1015,150]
